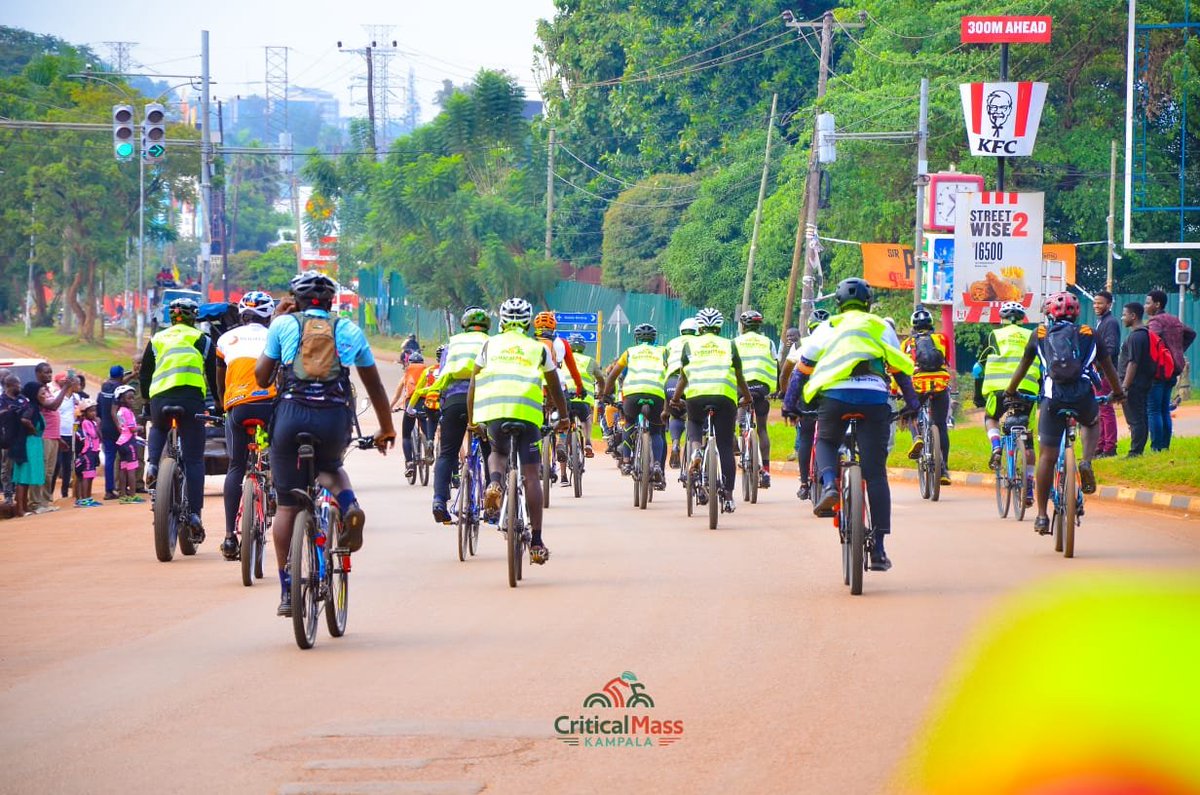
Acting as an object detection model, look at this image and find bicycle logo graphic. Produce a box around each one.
[583,671,655,709]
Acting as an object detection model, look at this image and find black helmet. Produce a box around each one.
[408,352,424,364]
[911,307,934,331]
[460,306,490,331]
[289,271,337,302]
[633,323,657,343]
[807,307,830,330]
[567,333,586,352]
[168,297,199,325]
[739,309,764,329]
[834,278,872,310]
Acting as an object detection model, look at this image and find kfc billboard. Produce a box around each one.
[960,81,1048,157]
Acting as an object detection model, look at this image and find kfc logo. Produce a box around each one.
[960,81,1048,158]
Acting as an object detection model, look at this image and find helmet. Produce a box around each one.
[436,344,446,359]
[568,333,585,352]
[113,385,136,401]
[633,323,657,343]
[999,301,1027,322]
[834,278,872,309]
[289,271,337,302]
[910,307,934,331]
[1043,291,1080,322]
[679,318,699,336]
[460,306,490,331]
[695,308,723,331]
[808,308,830,330]
[238,290,275,319]
[739,309,764,329]
[499,297,533,328]
[533,311,557,332]
[168,297,199,325]
[408,352,425,364]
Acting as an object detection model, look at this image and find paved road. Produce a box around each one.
[2,405,1198,795]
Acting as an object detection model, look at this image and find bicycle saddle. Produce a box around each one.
[294,432,322,446]
[499,421,526,436]
[161,405,185,419]
[840,412,866,421]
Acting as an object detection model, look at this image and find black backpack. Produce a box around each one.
[1043,323,1085,384]
[913,333,946,372]
[0,398,22,450]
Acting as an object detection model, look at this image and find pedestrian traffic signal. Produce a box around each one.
[142,102,166,163]
[112,104,135,161]
[1176,258,1192,286]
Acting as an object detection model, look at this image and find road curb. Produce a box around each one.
[769,458,1198,515]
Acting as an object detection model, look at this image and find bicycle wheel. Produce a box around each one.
[638,430,652,510]
[468,459,481,557]
[706,442,719,530]
[1062,444,1078,559]
[152,455,179,562]
[749,432,761,505]
[456,464,471,562]
[506,468,520,588]
[916,427,931,500]
[325,546,349,638]
[685,458,694,517]
[1012,443,1028,522]
[740,432,751,503]
[571,429,584,499]
[928,425,943,503]
[846,465,866,596]
[240,477,257,586]
[290,510,320,650]
[839,471,851,586]
[994,447,1010,518]
[541,437,552,509]
[1052,462,1066,553]
[418,437,430,486]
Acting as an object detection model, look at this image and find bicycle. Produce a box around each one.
[828,412,880,596]
[152,409,218,562]
[287,431,375,650]
[737,408,761,504]
[684,404,723,530]
[629,398,656,510]
[915,397,943,502]
[565,412,586,499]
[407,412,431,487]
[452,426,487,562]
[993,404,1033,522]
[236,419,274,586]
[1048,396,1108,559]
[497,422,546,588]
[540,411,557,509]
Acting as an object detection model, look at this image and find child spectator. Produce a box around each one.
[74,400,102,507]
[113,386,144,503]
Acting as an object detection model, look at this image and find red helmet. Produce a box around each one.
[1043,291,1080,322]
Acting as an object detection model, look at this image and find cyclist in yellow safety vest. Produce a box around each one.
[554,334,603,488]
[734,309,779,490]
[973,301,1041,507]
[781,307,830,500]
[405,347,442,466]
[664,318,699,469]
[664,308,753,515]
[467,297,570,565]
[602,323,668,489]
[793,278,920,572]
[140,297,218,544]
[420,307,491,525]
[902,306,953,484]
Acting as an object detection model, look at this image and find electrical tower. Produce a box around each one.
[405,66,420,133]
[264,46,289,142]
[338,30,398,158]
[103,42,135,73]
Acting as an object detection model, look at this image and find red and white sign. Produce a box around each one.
[961,16,1053,44]
[954,192,1046,323]
[960,81,1048,157]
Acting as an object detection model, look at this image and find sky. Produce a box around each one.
[7,0,559,124]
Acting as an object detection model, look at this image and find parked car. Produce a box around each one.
[0,358,44,386]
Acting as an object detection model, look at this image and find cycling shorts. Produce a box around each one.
[486,419,541,467]
[1038,393,1098,448]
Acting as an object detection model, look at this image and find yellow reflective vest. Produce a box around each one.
[473,330,546,426]
[429,330,490,394]
[683,334,737,402]
[983,324,1040,396]
[149,323,207,397]
[560,352,597,406]
[665,335,690,379]
[803,311,913,402]
[621,344,667,399]
[734,331,777,388]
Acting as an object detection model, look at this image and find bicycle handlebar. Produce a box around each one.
[195,413,225,426]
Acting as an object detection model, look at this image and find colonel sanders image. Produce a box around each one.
[986,90,1013,137]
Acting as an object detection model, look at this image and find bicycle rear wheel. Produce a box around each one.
[506,468,520,588]
[740,434,751,503]
[638,431,651,510]
[153,455,179,563]
[706,442,719,530]
[571,429,584,499]
[290,511,320,650]
[916,427,931,500]
[541,437,552,509]
[325,546,349,638]
[456,464,471,562]
[1012,444,1028,522]
[749,433,761,505]
[846,465,866,596]
[928,425,943,503]
[240,477,257,586]
[685,459,694,517]
[1063,445,1078,558]
[994,448,1010,518]
[418,433,430,486]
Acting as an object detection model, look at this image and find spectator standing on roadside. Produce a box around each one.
[1092,291,1121,457]
[1145,290,1196,451]
[0,368,12,503]
[1118,302,1154,457]
[11,381,43,516]
[128,355,149,492]
[29,363,76,511]
[97,365,126,500]
[49,372,81,500]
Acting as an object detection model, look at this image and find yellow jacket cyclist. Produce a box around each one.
[664,317,699,469]
[734,309,779,489]
[794,278,919,572]
[602,323,668,489]
[554,333,603,487]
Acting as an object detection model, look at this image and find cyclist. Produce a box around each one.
[254,272,396,617]
[391,351,431,481]
[1003,291,1124,536]
[533,311,585,397]
[555,334,603,487]
[140,297,219,543]
[214,290,277,561]
[423,307,491,524]
[733,309,778,489]
[902,307,952,485]
[601,323,668,488]
[665,308,753,515]
[664,318,699,469]
[467,298,570,565]
[782,308,830,500]
[405,347,443,464]
[973,301,1040,507]
[793,278,918,572]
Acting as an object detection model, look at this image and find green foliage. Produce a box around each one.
[232,245,299,293]
[601,174,693,291]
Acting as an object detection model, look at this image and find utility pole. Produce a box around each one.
[783,11,865,332]
[913,78,930,308]
[1106,139,1117,291]
[137,139,145,349]
[199,30,213,300]
[25,200,35,336]
[997,44,1009,191]
[545,128,556,261]
[741,93,778,316]
[365,47,377,155]
[217,98,229,301]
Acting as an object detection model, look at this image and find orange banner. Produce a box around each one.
[861,243,915,290]
[1041,243,1077,285]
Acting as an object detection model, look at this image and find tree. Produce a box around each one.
[600,174,693,291]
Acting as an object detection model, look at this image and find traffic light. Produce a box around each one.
[112,104,135,161]
[142,102,166,163]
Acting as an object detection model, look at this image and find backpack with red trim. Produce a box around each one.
[1147,329,1175,381]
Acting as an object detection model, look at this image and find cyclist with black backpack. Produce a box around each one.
[255,272,397,617]
[901,307,952,485]
[1004,292,1124,536]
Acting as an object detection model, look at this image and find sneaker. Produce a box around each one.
[584,444,594,459]
[104,492,120,501]
[907,439,924,460]
[668,447,680,469]
[1078,461,1096,495]
[84,498,102,507]
[432,499,451,524]
[696,487,708,506]
[939,471,951,486]
[688,453,702,475]
[529,544,550,565]
[619,460,632,477]
[483,482,503,516]
[450,472,461,491]
[869,548,893,571]
[404,462,415,479]
[187,514,206,545]
[758,470,771,489]
[75,499,89,508]
[340,502,365,552]
[813,485,839,518]
[128,495,146,503]
[118,495,137,504]
[786,451,797,462]
[145,467,157,490]
[559,475,571,488]
[221,535,240,561]
[555,445,567,463]
[720,491,735,514]
[277,591,292,617]
[989,447,1002,470]
[651,464,665,491]
[797,482,811,501]
[1033,515,1051,535]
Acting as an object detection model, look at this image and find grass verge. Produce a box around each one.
[0,323,137,383]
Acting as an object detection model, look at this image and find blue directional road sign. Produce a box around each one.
[555,312,598,325]
[555,330,597,342]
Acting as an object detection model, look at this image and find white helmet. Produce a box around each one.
[498,297,532,328]
[678,318,699,335]
[695,307,723,330]
[238,290,275,318]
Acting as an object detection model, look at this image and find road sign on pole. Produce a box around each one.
[607,303,628,327]
[555,312,598,325]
